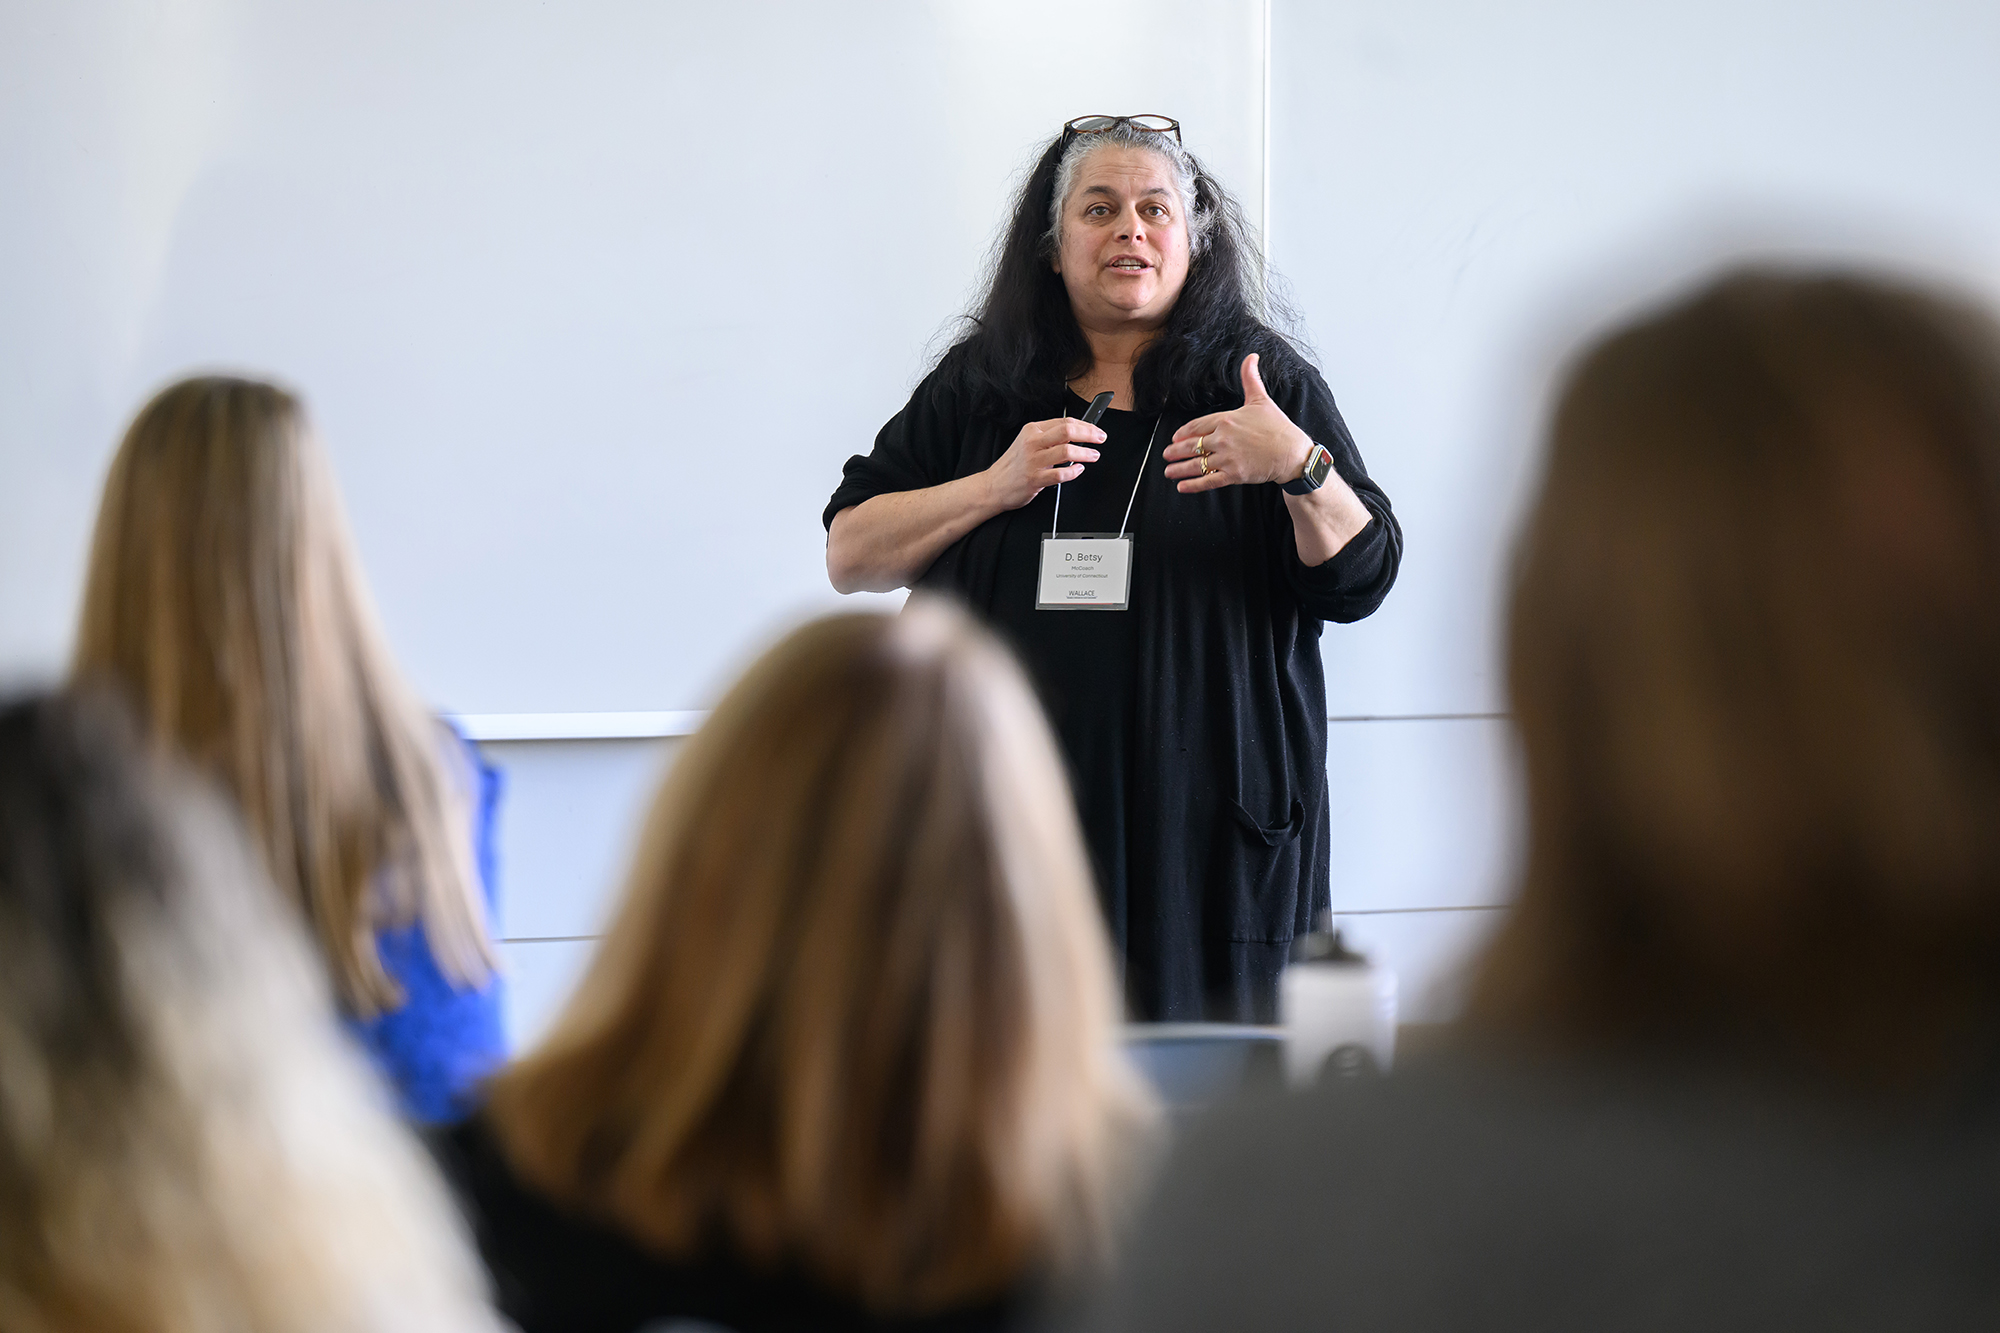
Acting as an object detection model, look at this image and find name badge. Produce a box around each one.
[1037,534,1134,610]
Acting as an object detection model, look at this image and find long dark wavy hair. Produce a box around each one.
[937,125,1307,419]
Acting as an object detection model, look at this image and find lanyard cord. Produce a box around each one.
[1053,409,1161,540]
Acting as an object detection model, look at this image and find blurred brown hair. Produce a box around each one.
[73,376,493,1014]
[0,688,500,1333]
[485,601,1153,1315]
[1472,270,2000,1081]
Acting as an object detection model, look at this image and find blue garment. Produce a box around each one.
[344,729,509,1124]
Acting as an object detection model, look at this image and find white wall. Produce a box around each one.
[481,736,669,1044]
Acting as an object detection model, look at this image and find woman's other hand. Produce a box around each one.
[984,418,1105,511]
[1164,354,1312,492]
[1166,353,1374,566]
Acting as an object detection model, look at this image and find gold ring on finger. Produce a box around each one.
[1199,456,1213,476]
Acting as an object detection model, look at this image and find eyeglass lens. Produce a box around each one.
[1065,114,1180,139]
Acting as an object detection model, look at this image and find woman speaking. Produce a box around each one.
[824,115,1401,1022]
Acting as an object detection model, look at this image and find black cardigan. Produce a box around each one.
[825,356,1400,1021]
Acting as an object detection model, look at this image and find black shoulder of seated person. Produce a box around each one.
[1085,1051,2000,1333]
[434,1112,1034,1333]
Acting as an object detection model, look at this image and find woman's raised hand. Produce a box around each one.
[984,418,1105,512]
[1164,354,1313,493]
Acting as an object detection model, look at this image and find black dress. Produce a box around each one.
[435,1115,1029,1333]
[824,353,1400,1021]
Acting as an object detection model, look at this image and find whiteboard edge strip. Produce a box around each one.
[451,710,1509,741]
[449,711,709,741]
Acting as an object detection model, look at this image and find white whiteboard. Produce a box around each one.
[0,0,1268,712]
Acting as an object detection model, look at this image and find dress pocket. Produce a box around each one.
[1227,798,1305,846]
[1209,796,1307,944]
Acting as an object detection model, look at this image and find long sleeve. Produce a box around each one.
[822,362,971,531]
[1274,367,1402,624]
[344,728,508,1124]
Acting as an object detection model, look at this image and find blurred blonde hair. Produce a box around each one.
[73,375,493,1015]
[486,601,1154,1315]
[0,688,502,1333]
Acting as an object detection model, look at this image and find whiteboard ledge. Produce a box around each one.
[449,711,708,741]
[451,709,1509,742]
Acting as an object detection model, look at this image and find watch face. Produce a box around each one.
[1308,445,1333,487]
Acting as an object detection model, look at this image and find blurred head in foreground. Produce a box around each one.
[73,375,494,1017]
[486,600,1153,1315]
[1477,268,2000,1084]
[0,689,498,1332]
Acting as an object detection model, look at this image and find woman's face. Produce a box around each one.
[1052,146,1192,335]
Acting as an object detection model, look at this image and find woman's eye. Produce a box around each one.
[1086,204,1110,217]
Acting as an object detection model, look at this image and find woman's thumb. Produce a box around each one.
[1241,353,1269,403]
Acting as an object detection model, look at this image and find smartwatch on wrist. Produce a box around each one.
[1281,442,1335,495]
